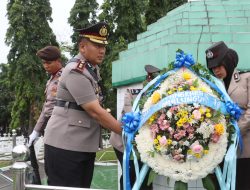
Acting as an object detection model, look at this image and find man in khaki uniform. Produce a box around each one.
[28,46,63,146]
[110,65,160,190]
[44,22,122,188]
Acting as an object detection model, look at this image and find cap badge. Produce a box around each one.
[99,25,108,37]
[206,50,213,59]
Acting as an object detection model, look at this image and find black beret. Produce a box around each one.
[205,41,229,69]
[77,22,109,45]
[36,46,61,61]
[144,65,161,74]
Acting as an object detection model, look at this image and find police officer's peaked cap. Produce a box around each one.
[144,65,161,74]
[205,41,230,69]
[77,22,109,45]
[36,46,61,61]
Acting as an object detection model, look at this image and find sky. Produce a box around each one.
[0,0,102,64]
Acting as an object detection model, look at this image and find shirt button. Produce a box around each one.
[78,120,82,124]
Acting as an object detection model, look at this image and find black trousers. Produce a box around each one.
[236,158,250,190]
[44,144,96,188]
[114,148,153,190]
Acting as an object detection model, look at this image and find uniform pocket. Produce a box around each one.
[68,109,90,128]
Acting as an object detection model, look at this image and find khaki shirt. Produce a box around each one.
[44,53,103,152]
[34,68,63,132]
[229,70,250,158]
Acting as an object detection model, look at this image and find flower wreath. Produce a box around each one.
[121,50,242,190]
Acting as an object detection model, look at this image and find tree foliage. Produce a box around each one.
[5,0,58,134]
[145,0,168,25]
[0,64,13,134]
[68,0,99,56]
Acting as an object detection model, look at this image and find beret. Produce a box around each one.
[37,46,61,61]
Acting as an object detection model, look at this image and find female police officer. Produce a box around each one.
[43,22,122,188]
[206,41,250,190]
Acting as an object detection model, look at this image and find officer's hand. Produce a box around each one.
[28,130,40,147]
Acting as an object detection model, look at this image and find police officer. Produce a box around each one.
[110,65,160,190]
[43,22,122,188]
[206,41,250,190]
[28,46,63,146]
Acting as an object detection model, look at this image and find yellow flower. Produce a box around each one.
[155,145,161,151]
[167,139,172,145]
[190,86,197,91]
[206,108,211,113]
[206,112,212,118]
[157,135,161,140]
[203,150,209,154]
[151,92,161,104]
[183,72,192,80]
[187,149,192,154]
[153,139,159,144]
[167,90,173,95]
[194,153,201,158]
[178,87,183,91]
[214,123,224,135]
[200,87,208,92]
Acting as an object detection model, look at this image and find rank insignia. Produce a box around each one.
[75,60,85,73]
[234,72,240,82]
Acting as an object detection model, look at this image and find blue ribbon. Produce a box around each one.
[174,51,195,68]
[122,112,141,190]
[225,101,242,121]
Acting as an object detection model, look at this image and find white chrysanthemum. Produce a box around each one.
[197,122,214,139]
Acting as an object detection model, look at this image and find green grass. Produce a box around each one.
[91,165,118,190]
[0,160,12,168]
[96,147,117,162]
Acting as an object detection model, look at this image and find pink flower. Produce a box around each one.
[192,109,201,120]
[188,133,194,139]
[192,144,203,153]
[178,130,186,137]
[174,133,182,140]
[159,120,170,130]
[173,154,184,161]
[159,136,167,146]
[211,133,220,143]
[187,127,194,133]
[183,123,190,129]
[150,124,159,138]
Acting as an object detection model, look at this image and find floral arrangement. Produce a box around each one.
[135,67,229,182]
[122,50,241,190]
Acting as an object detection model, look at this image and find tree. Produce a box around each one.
[166,0,187,12]
[5,0,58,134]
[68,0,99,56]
[0,64,13,134]
[109,0,146,43]
[145,0,168,25]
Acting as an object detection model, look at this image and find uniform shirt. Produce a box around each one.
[34,68,63,132]
[228,69,250,158]
[44,53,103,152]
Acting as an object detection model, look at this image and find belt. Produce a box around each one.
[55,100,84,111]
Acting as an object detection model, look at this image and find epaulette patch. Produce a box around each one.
[234,72,240,82]
[74,60,86,73]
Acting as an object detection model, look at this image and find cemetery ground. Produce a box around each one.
[0,147,118,190]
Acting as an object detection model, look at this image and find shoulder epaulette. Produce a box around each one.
[73,60,86,73]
